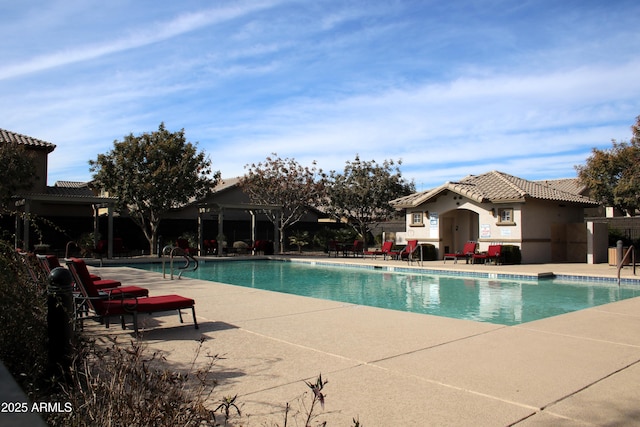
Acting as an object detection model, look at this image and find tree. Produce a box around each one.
[576,115,640,216]
[326,156,415,247]
[0,141,35,212]
[239,154,326,252]
[89,123,220,254]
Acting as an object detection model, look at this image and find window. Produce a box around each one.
[498,208,514,225]
[410,212,423,226]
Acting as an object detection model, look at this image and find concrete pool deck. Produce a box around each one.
[82,257,640,425]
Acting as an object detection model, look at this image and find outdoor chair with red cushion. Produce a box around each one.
[176,238,197,255]
[66,257,148,299]
[443,241,478,264]
[399,240,419,262]
[66,258,197,334]
[345,239,364,257]
[472,245,503,265]
[327,240,341,257]
[37,254,101,281]
[364,241,395,259]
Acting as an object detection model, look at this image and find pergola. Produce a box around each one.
[15,192,118,258]
[197,202,282,254]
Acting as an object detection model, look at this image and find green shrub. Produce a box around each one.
[0,242,49,397]
[46,337,219,427]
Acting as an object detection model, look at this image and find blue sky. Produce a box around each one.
[2,0,639,190]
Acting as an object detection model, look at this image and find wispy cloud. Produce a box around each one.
[1,0,639,188]
[0,1,280,80]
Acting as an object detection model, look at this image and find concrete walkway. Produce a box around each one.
[82,258,640,426]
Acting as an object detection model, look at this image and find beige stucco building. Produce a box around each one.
[391,171,603,264]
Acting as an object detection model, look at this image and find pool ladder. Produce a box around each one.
[162,245,199,279]
[617,245,636,285]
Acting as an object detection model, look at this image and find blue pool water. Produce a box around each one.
[129,260,640,325]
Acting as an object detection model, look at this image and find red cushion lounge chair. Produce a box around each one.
[64,256,122,290]
[345,239,364,257]
[38,254,101,281]
[364,241,395,259]
[203,239,217,255]
[99,295,198,334]
[327,240,341,257]
[443,241,478,264]
[176,238,197,255]
[472,245,503,265]
[400,240,419,262]
[66,257,148,299]
[251,240,270,255]
[67,258,197,334]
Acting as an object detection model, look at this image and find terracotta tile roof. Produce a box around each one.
[391,171,599,208]
[18,181,116,203]
[54,181,90,189]
[536,178,588,196]
[213,177,241,193]
[0,128,56,152]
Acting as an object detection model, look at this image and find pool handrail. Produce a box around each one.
[162,245,199,280]
[617,245,636,285]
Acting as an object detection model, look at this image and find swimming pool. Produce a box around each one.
[129,260,640,326]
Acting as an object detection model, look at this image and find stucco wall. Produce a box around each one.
[401,194,590,263]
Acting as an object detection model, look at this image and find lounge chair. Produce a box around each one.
[91,239,108,266]
[37,254,101,281]
[443,241,477,264]
[327,240,341,257]
[203,239,217,255]
[66,257,149,299]
[176,238,197,255]
[251,240,272,255]
[67,258,197,334]
[345,240,364,257]
[472,245,503,265]
[399,240,419,262]
[363,241,395,259]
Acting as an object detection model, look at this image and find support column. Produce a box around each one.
[107,205,114,259]
[217,208,224,256]
[250,210,256,243]
[198,208,204,256]
[93,205,99,249]
[273,210,280,254]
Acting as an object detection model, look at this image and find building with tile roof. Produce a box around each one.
[1,129,117,254]
[0,128,56,151]
[390,171,603,264]
[1,128,56,193]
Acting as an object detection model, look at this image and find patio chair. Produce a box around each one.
[472,245,503,265]
[203,239,217,255]
[37,254,101,281]
[443,241,478,264]
[327,240,341,257]
[91,239,108,265]
[66,258,197,334]
[397,240,419,262]
[176,238,197,255]
[66,257,149,299]
[364,241,395,259]
[345,239,364,257]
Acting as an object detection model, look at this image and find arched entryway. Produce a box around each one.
[439,209,479,256]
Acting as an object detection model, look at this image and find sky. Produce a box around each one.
[1,0,639,191]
